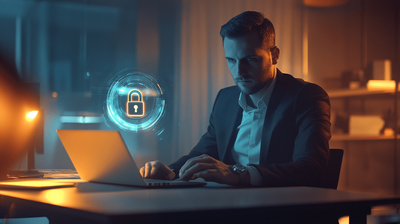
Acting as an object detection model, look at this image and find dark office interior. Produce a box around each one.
[0,0,400,223]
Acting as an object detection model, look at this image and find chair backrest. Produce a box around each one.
[320,148,344,189]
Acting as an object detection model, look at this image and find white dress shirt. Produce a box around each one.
[232,75,277,186]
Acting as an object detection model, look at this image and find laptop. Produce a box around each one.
[56,130,206,188]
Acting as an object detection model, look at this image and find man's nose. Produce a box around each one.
[236,61,247,76]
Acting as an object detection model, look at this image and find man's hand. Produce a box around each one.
[179,154,241,186]
[140,161,175,180]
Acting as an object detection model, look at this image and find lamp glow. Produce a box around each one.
[27,111,38,120]
[367,80,396,90]
[303,0,349,7]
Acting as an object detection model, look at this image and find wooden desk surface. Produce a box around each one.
[0,179,399,224]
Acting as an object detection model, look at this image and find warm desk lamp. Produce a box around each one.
[0,59,40,180]
[25,83,44,172]
[27,111,38,120]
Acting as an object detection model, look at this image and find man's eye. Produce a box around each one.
[247,57,257,62]
[227,59,236,63]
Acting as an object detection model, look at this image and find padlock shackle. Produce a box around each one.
[127,89,142,102]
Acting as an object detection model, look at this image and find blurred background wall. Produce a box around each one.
[0,0,399,195]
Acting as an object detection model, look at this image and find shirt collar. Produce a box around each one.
[238,73,277,112]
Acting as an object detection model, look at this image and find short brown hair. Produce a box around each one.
[220,11,275,49]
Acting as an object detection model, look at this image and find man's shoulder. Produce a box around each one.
[211,86,240,108]
[217,86,240,97]
[277,71,306,86]
[220,85,239,92]
[277,71,328,96]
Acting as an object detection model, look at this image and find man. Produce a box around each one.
[140,11,331,187]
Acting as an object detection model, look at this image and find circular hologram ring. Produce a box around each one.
[106,71,165,131]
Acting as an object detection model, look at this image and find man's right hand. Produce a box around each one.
[139,161,175,180]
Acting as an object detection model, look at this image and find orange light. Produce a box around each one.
[44,188,67,204]
[26,110,38,120]
[303,0,349,7]
[126,89,145,117]
[52,92,58,98]
[366,80,396,90]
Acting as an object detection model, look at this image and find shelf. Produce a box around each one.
[331,134,398,141]
[327,88,395,98]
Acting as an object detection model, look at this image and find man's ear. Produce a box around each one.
[271,46,280,65]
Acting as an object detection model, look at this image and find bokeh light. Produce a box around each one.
[26,110,38,120]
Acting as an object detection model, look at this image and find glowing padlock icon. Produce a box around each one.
[126,89,145,117]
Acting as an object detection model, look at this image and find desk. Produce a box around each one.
[0,180,400,224]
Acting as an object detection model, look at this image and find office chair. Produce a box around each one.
[320,148,344,189]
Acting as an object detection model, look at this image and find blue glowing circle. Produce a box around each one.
[106,71,165,132]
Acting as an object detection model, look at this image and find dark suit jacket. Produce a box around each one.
[169,70,331,187]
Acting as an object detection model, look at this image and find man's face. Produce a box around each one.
[223,31,279,95]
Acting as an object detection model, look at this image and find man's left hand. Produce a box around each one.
[178,154,241,186]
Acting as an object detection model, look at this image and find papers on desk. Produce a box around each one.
[0,180,76,190]
[38,169,80,179]
[1,170,80,190]
[7,169,80,179]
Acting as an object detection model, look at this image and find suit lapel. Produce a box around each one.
[259,71,288,164]
[220,90,242,165]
